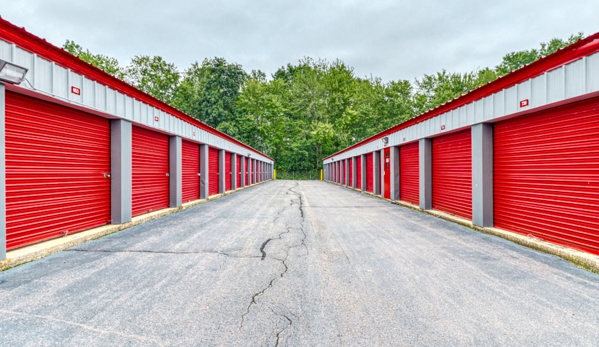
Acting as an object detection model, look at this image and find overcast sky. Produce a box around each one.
[2,1,598,82]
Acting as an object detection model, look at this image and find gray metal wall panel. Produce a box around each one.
[95,83,107,112]
[53,64,68,99]
[588,53,599,92]
[566,59,585,98]
[68,70,82,103]
[493,90,505,117]
[0,84,6,260]
[547,67,565,103]
[34,57,52,93]
[106,88,116,114]
[0,41,10,60]
[531,74,547,107]
[82,77,95,107]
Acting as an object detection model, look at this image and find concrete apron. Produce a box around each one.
[0,181,270,271]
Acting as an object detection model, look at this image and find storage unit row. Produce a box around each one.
[324,33,599,256]
[0,19,273,258]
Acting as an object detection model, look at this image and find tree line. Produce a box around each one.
[64,33,582,173]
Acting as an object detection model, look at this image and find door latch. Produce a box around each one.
[104,173,111,178]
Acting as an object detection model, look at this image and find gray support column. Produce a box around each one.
[390,146,400,200]
[419,138,432,210]
[199,144,209,199]
[360,155,366,191]
[219,150,225,193]
[379,150,385,196]
[231,153,237,190]
[253,159,257,184]
[169,136,182,208]
[0,84,6,260]
[110,119,132,225]
[472,123,494,227]
[240,155,245,188]
[373,150,381,195]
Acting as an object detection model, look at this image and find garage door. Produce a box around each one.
[366,153,374,193]
[494,98,599,255]
[236,155,242,188]
[400,142,420,205]
[245,157,249,185]
[225,152,232,191]
[348,158,353,187]
[182,140,200,203]
[132,126,170,216]
[383,148,391,199]
[209,148,219,196]
[356,156,362,190]
[432,129,472,219]
[5,92,111,250]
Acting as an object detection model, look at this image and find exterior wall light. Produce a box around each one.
[0,59,28,85]
[247,153,252,157]
[381,137,389,146]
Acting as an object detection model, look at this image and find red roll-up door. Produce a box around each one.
[494,98,599,255]
[366,153,374,192]
[225,152,232,191]
[348,158,353,187]
[400,142,419,205]
[245,157,249,185]
[132,126,170,216]
[209,148,219,196]
[5,92,111,250]
[237,155,242,188]
[338,162,341,183]
[432,129,472,219]
[182,140,200,203]
[356,156,362,190]
[383,148,391,199]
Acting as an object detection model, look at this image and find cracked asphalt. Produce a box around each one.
[1,180,599,346]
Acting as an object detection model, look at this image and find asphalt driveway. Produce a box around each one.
[0,180,598,346]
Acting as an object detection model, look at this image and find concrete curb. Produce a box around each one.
[326,181,599,274]
[0,180,271,271]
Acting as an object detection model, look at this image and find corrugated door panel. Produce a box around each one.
[132,126,170,216]
[384,148,391,199]
[209,148,219,196]
[182,140,200,203]
[432,129,472,219]
[237,155,242,188]
[356,156,362,190]
[400,142,420,205]
[225,152,232,191]
[366,153,374,192]
[349,158,353,187]
[245,157,249,185]
[494,98,599,255]
[338,162,341,183]
[5,92,111,250]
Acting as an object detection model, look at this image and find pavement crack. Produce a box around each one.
[260,239,273,260]
[275,314,293,347]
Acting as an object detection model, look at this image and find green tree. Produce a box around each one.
[125,55,180,104]
[62,40,125,79]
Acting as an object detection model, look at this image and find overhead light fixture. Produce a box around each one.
[0,59,28,85]
[247,153,252,157]
[381,137,389,146]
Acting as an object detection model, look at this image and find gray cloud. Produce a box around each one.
[2,0,598,82]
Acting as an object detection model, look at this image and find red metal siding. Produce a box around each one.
[245,157,249,185]
[132,126,170,216]
[356,156,362,190]
[209,148,219,196]
[5,92,111,250]
[400,142,420,205]
[348,158,353,187]
[366,153,374,193]
[182,140,200,203]
[237,155,242,188]
[494,98,599,255]
[384,148,391,199]
[432,129,472,219]
[225,152,232,191]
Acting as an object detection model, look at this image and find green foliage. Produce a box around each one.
[125,55,180,104]
[63,40,125,79]
[63,32,584,175]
